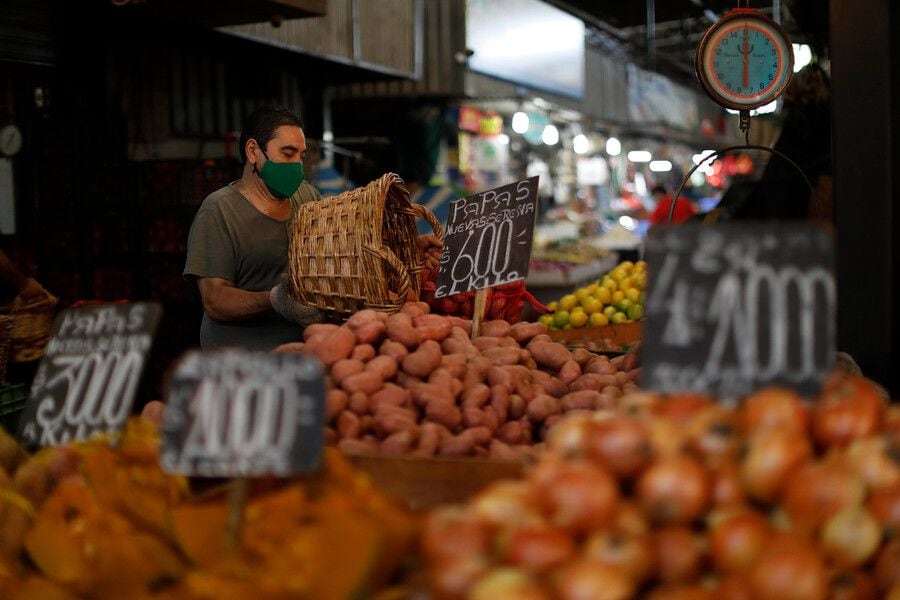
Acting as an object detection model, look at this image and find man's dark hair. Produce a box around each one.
[239,105,303,163]
[650,184,668,196]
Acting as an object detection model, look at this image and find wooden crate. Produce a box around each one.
[348,455,525,511]
[548,321,643,353]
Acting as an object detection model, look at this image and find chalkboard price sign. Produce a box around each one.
[435,176,539,298]
[161,350,324,478]
[18,302,162,449]
[642,224,835,397]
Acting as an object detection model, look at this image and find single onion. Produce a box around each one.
[748,532,828,600]
[651,526,706,584]
[637,456,710,525]
[709,509,771,574]
[583,529,654,584]
[782,460,867,533]
[552,559,635,600]
[469,567,551,600]
[821,507,883,569]
[503,524,575,573]
[421,506,492,561]
[585,416,653,479]
[739,387,809,434]
[541,461,619,532]
[740,429,813,504]
[813,375,886,448]
[843,435,900,490]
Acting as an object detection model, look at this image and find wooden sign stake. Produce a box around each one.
[225,476,249,551]
[471,288,489,339]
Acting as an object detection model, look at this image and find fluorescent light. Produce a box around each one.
[542,124,559,145]
[627,150,652,163]
[573,134,589,154]
[692,150,716,165]
[792,44,812,73]
[618,216,637,231]
[606,137,621,156]
[649,160,673,172]
[512,111,529,134]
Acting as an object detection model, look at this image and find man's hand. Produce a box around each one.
[270,274,325,325]
[416,234,443,271]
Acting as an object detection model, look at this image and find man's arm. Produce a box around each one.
[196,277,272,322]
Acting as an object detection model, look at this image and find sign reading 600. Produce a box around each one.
[435,176,539,298]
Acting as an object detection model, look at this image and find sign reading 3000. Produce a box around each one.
[435,176,539,298]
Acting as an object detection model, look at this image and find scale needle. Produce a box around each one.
[742,26,750,89]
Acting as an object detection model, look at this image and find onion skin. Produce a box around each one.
[551,560,636,600]
[582,529,654,585]
[637,456,710,525]
[541,461,620,533]
[782,460,867,533]
[748,533,828,600]
[813,376,886,448]
[709,510,771,574]
[503,524,576,574]
[866,482,900,530]
[651,526,706,584]
[420,507,493,561]
[584,417,653,479]
[740,387,810,435]
[820,508,883,569]
[740,429,813,504]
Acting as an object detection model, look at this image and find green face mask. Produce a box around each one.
[255,147,305,199]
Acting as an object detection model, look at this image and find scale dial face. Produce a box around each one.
[696,9,793,110]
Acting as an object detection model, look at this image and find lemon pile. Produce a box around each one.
[539,260,648,330]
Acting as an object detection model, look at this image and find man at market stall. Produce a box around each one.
[184,105,442,351]
[184,105,321,350]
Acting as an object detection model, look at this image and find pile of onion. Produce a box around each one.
[418,374,900,599]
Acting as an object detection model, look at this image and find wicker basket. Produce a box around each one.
[288,173,442,319]
[0,315,13,382]
[5,293,58,363]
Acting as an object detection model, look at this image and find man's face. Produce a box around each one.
[258,125,307,165]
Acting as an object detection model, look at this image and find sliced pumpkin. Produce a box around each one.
[169,499,230,568]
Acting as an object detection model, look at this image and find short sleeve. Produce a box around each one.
[183,207,236,281]
[294,181,323,207]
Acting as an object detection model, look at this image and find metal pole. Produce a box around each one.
[646,0,656,70]
[772,0,781,24]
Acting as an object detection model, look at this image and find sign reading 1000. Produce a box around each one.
[435,176,539,298]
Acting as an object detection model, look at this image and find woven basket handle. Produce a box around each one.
[403,203,444,241]
[11,291,58,314]
[364,245,412,306]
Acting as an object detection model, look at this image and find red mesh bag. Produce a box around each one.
[419,268,548,323]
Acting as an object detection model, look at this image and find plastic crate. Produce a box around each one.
[0,383,28,435]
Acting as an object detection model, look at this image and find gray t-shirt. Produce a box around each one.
[184,181,322,350]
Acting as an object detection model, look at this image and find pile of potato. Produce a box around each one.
[291,302,640,459]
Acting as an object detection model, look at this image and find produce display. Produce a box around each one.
[419,268,546,323]
[0,420,414,599]
[417,374,900,599]
[540,261,648,330]
[530,241,612,267]
[286,303,640,459]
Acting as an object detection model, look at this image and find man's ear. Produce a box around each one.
[245,138,258,165]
